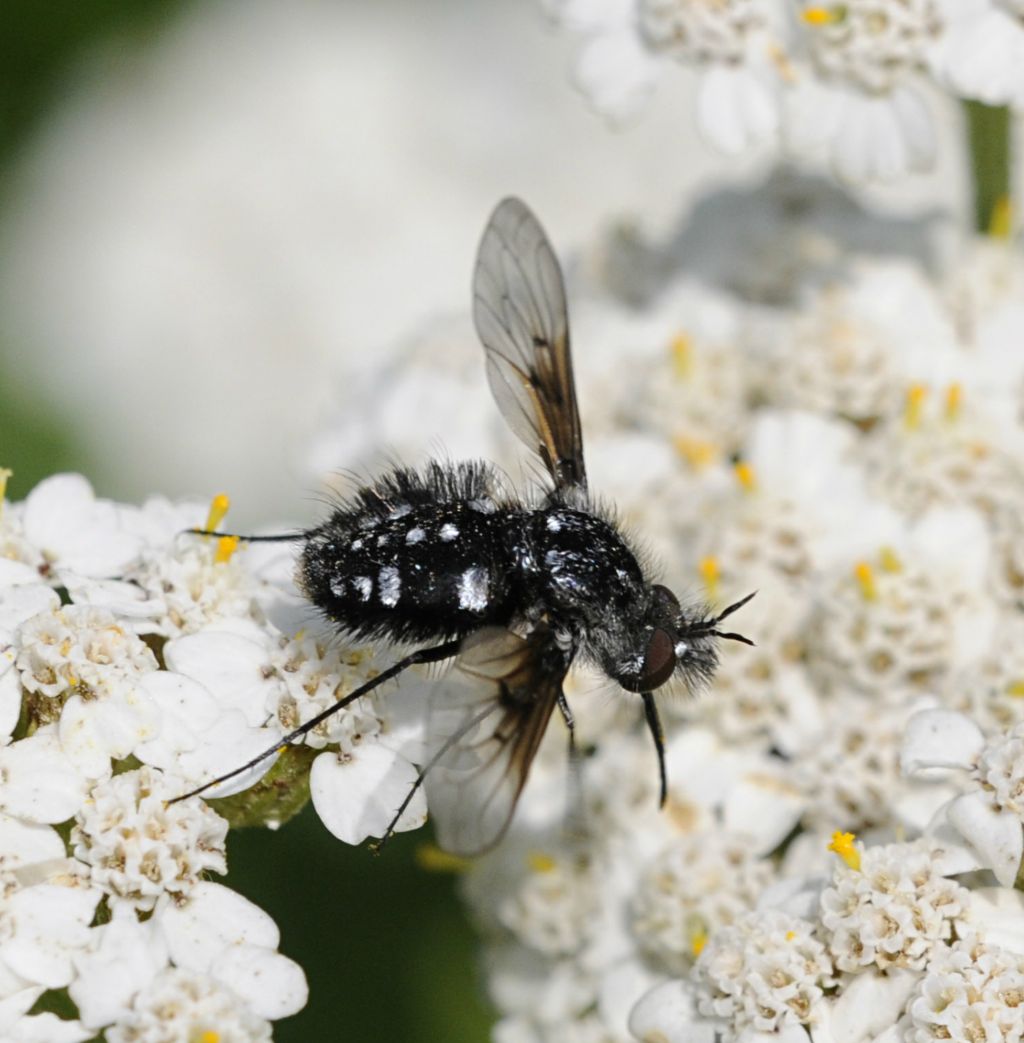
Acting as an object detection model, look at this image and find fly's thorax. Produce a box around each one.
[525,506,647,623]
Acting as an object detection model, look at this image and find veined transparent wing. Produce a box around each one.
[423,625,571,856]
[472,197,587,493]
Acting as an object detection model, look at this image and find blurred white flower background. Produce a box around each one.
[2,0,1024,1040]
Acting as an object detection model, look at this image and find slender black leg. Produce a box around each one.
[169,639,462,805]
[641,690,668,808]
[556,689,577,758]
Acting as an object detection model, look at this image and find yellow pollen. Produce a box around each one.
[214,535,240,564]
[673,435,717,470]
[670,333,693,378]
[699,556,720,600]
[944,382,962,421]
[0,467,11,516]
[204,493,231,535]
[853,561,877,601]
[785,930,796,941]
[733,460,756,492]
[527,851,557,873]
[415,844,472,874]
[904,384,927,429]
[1008,681,1024,698]
[197,1033,220,1043]
[802,4,842,24]
[989,195,1014,240]
[878,546,902,573]
[828,830,862,871]
[690,924,708,957]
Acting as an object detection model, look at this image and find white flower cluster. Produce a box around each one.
[0,474,435,1037]
[371,227,1024,1041]
[5,209,1024,1040]
[544,0,1023,181]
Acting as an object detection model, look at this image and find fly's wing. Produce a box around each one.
[473,197,587,494]
[424,625,571,856]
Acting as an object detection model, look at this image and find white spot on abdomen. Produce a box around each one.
[546,515,562,532]
[379,566,401,607]
[353,576,372,601]
[389,503,411,519]
[440,523,459,542]
[350,538,363,550]
[470,498,496,514]
[457,567,489,612]
[405,527,425,545]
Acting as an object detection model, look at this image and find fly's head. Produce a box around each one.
[606,586,756,695]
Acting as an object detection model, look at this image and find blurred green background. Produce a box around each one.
[2,3,492,1039]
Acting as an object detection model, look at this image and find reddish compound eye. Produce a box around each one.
[639,627,676,690]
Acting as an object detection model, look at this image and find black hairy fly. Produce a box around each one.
[174,198,755,855]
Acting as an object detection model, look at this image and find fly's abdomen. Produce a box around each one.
[299,476,521,643]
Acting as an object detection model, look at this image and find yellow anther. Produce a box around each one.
[670,333,693,378]
[415,844,472,874]
[204,493,231,535]
[673,435,717,470]
[690,923,708,957]
[214,535,240,564]
[828,831,862,871]
[854,561,877,601]
[785,930,796,941]
[904,384,927,429]
[944,382,962,422]
[699,556,720,600]
[197,1032,220,1043]
[989,195,1014,240]
[733,460,757,493]
[802,4,843,24]
[527,851,557,873]
[0,467,10,521]
[878,547,902,573]
[1008,681,1024,698]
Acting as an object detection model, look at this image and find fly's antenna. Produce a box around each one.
[183,528,309,543]
[180,492,313,545]
[685,590,757,644]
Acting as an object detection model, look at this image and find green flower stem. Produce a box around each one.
[964,100,1012,235]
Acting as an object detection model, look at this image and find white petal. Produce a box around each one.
[164,629,275,726]
[947,791,1023,887]
[696,66,777,156]
[0,815,65,869]
[59,692,160,778]
[629,979,719,1043]
[156,881,279,974]
[0,988,44,1033]
[310,743,426,845]
[0,652,23,743]
[0,585,59,644]
[965,887,1024,954]
[574,31,661,123]
[0,560,43,588]
[5,1012,91,1042]
[0,885,100,988]
[723,771,805,855]
[214,944,308,1020]
[597,959,662,1041]
[817,970,918,1043]
[0,731,89,823]
[68,913,167,1030]
[901,709,984,775]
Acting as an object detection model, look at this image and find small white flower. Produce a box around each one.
[631,830,776,974]
[19,474,143,581]
[902,709,1024,886]
[930,0,1024,106]
[692,909,833,1035]
[71,766,227,911]
[902,937,1024,1043]
[819,839,967,972]
[104,967,273,1043]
